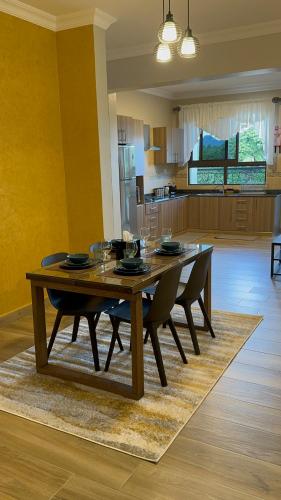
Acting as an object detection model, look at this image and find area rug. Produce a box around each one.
[0,308,262,462]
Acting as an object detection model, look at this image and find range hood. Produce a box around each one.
[144,124,160,151]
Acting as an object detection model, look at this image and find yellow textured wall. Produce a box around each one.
[56,26,104,252]
[0,13,69,316]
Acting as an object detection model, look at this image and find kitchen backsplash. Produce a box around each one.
[144,150,177,193]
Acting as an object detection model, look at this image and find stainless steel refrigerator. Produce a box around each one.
[119,145,137,235]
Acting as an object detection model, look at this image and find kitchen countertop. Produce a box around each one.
[144,189,281,203]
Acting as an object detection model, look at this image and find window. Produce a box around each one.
[188,128,266,185]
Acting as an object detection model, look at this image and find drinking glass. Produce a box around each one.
[161,227,172,242]
[91,242,103,262]
[124,241,138,258]
[140,227,150,248]
[102,240,112,262]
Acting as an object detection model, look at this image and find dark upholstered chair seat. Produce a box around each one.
[51,292,118,316]
[106,299,151,323]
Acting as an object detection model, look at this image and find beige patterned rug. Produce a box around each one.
[0,308,262,462]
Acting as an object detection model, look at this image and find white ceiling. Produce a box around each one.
[15,0,281,52]
[141,70,281,100]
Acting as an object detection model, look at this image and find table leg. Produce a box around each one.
[31,285,48,370]
[204,256,212,326]
[130,292,144,400]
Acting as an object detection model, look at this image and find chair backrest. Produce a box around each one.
[41,252,68,309]
[145,265,182,325]
[178,250,213,302]
[41,252,68,268]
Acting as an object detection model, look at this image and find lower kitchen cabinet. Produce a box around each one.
[186,197,200,230]
[199,197,219,230]
[160,200,173,232]
[218,198,235,231]
[139,194,278,239]
[162,198,188,234]
[137,204,145,233]
[176,197,188,233]
[217,196,276,232]
[250,197,274,232]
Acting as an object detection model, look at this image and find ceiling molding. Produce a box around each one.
[141,80,281,101]
[0,1,116,31]
[56,9,95,31]
[0,0,56,30]
[56,8,116,32]
[94,8,116,30]
[107,18,281,61]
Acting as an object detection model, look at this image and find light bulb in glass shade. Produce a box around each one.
[178,30,199,58]
[156,42,172,63]
[161,21,178,43]
[158,12,182,44]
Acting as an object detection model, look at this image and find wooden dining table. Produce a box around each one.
[26,243,213,400]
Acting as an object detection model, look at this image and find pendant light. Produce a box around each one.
[154,0,173,63]
[158,0,182,44]
[178,0,199,58]
[155,42,173,63]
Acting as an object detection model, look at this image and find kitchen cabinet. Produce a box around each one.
[218,197,253,232]
[160,200,173,232]
[137,204,145,233]
[117,115,134,144]
[144,203,161,238]
[186,197,200,229]
[199,198,219,230]
[117,115,145,176]
[204,196,272,232]
[218,198,235,231]
[250,197,275,232]
[153,127,184,166]
[142,194,279,237]
[133,119,145,176]
[172,198,188,234]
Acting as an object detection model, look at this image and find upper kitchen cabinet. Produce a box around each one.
[117,115,145,176]
[117,115,134,144]
[133,119,145,176]
[153,127,184,166]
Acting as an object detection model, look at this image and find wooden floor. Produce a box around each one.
[0,234,281,499]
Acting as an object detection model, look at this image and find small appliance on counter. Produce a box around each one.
[167,183,177,196]
[153,187,165,198]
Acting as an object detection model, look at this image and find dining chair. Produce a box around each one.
[104,265,187,387]
[42,252,123,371]
[143,250,215,355]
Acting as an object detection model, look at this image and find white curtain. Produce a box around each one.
[179,99,275,165]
